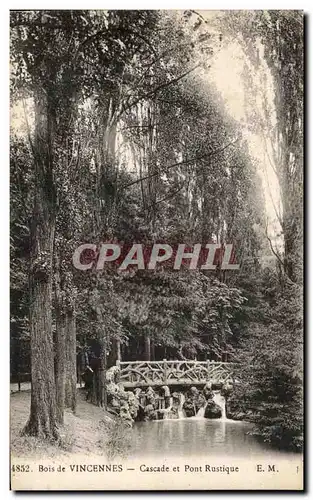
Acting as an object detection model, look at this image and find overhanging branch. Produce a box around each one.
[119,137,239,190]
[118,64,201,119]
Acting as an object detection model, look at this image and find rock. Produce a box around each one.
[203,384,214,400]
[171,392,181,409]
[183,387,204,416]
[182,387,208,414]
[119,388,129,402]
[188,386,199,398]
[106,365,121,384]
[221,382,233,397]
[126,391,139,419]
[161,385,171,397]
[134,388,142,399]
[172,392,180,403]
[204,401,222,419]
[146,386,155,398]
[144,403,157,421]
[168,407,179,419]
[225,396,246,421]
[156,408,167,420]
[119,403,133,426]
[107,382,120,396]
[134,405,145,422]
[111,396,120,408]
[183,400,196,417]
[145,387,158,408]
[196,393,206,411]
[106,380,141,422]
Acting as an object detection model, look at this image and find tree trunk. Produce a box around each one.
[98,333,107,408]
[24,277,58,438]
[144,333,151,361]
[23,92,58,439]
[64,311,77,413]
[54,254,66,424]
[55,313,66,424]
[151,339,155,361]
[114,338,121,362]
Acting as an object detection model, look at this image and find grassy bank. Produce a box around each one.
[11,389,131,460]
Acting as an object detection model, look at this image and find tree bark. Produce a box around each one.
[54,254,66,424]
[64,311,77,413]
[151,339,155,361]
[55,313,66,424]
[23,92,58,439]
[98,332,107,408]
[114,338,121,362]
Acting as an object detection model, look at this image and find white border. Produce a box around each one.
[4,1,312,8]
[1,2,310,499]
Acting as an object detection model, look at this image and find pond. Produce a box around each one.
[128,418,300,461]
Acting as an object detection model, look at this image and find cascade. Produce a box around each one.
[133,387,230,422]
[163,397,173,420]
[177,393,185,419]
[213,391,227,420]
[195,405,206,418]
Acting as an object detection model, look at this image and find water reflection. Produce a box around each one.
[128,419,299,460]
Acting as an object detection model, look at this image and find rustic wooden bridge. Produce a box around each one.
[116,360,235,388]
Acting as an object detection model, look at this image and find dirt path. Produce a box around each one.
[10,389,121,461]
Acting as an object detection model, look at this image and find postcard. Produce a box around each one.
[10,9,303,491]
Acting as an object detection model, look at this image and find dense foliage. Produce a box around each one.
[10,10,303,449]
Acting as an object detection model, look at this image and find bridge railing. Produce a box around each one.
[116,360,235,388]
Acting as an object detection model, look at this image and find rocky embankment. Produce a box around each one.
[84,365,234,425]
